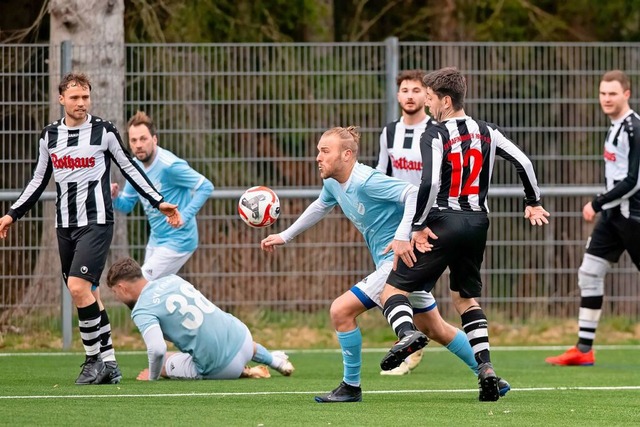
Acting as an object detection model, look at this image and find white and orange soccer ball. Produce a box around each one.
[238,186,280,228]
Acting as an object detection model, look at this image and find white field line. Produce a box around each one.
[1,386,640,400]
[1,345,640,357]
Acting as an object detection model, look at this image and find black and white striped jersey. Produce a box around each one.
[413,115,541,229]
[8,114,164,228]
[591,110,640,219]
[376,116,436,184]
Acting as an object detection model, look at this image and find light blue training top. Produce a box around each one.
[113,147,214,253]
[319,162,412,267]
[132,274,247,376]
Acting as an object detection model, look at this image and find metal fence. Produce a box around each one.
[2,40,639,344]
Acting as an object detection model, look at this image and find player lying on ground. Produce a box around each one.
[107,257,294,380]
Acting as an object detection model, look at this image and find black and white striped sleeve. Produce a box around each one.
[104,123,164,208]
[412,127,443,230]
[592,122,640,212]
[7,133,53,222]
[493,127,541,207]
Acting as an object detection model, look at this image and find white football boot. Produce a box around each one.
[380,348,424,376]
[271,351,295,376]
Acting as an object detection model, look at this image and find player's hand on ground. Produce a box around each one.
[0,215,14,239]
[412,227,438,253]
[524,205,551,226]
[383,239,416,270]
[159,202,182,227]
[261,234,285,252]
[136,368,150,381]
[582,202,596,222]
[110,183,119,198]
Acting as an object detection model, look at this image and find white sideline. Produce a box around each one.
[1,344,640,357]
[1,386,640,400]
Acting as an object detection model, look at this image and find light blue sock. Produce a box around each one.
[446,329,479,375]
[336,327,362,387]
[252,343,273,365]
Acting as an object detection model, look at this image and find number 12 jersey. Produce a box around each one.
[413,116,542,229]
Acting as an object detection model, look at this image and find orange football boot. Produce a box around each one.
[545,346,595,366]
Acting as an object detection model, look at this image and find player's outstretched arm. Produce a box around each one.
[524,205,550,226]
[158,202,183,228]
[0,215,15,239]
[261,234,285,253]
[260,198,333,253]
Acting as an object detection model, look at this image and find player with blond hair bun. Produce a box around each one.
[262,126,510,402]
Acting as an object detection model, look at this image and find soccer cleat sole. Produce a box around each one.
[479,375,500,402]
[380,332,428,371]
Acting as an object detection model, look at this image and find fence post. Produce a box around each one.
[60,40,73,351]
[385,37,399,125]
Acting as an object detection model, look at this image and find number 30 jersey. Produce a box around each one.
[413,116,542,229]
[132,275,247,376]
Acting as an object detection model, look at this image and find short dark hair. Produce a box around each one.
[423,67,467,111]
[106,258,144,288]
[58,72,92,95]
[601,70,630,92]
[396,69,426,88]
[127,110,157,136]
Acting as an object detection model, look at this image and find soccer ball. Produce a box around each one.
[238,186,280,228]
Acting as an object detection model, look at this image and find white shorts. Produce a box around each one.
[164,326,254,380]
[142,245,194,280]
[352,260,437,312]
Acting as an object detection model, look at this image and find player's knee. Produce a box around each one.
[578,254,609,297]
[67,277,95,306]
[329,297,359,329]
[328,300,347,324]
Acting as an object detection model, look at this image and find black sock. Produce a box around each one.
[383,294,416,338]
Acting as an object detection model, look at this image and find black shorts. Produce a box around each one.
[387,211,489,298]
[586,207,640,270]
[56,223,114,287]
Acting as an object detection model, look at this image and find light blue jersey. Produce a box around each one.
[320,162,412,267]
[113,147,214,253]
[132,275,248,376]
